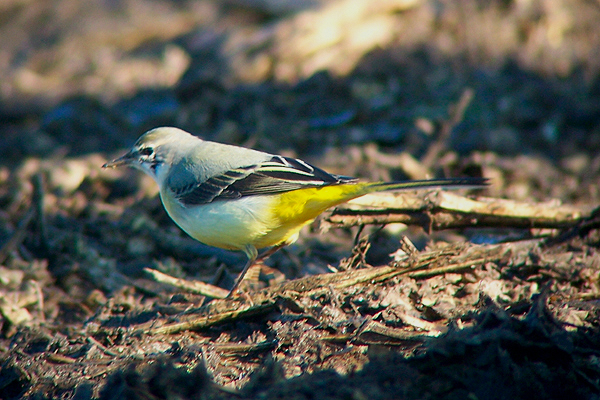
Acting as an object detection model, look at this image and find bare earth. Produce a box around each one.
[1,0,599,399]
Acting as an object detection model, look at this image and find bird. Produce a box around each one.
[103,127,487,297]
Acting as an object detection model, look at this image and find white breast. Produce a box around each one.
[159,191,276,252]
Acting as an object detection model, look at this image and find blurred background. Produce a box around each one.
[1,0,599,164]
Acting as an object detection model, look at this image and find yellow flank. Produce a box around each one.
[273,183,369,223]
[252,183,372,249]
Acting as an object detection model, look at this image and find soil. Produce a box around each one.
[1,0,600,399]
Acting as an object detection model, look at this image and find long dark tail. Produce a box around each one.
[365,177,489,193]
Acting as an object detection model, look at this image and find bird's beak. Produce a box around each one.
[102,152,136,169]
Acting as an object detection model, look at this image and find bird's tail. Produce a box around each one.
[362,177,489,195]
[326,177,488,208]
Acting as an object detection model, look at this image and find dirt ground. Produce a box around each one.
[1,0,600,399]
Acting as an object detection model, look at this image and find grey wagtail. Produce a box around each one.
[103,127,487,296]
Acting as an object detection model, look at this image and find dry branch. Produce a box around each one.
[321,191,588,232]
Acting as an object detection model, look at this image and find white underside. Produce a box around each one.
[160,191,276,252]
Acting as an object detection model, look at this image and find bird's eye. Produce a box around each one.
[139,147,154,157]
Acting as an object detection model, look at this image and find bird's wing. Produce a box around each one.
[172,155,357,206]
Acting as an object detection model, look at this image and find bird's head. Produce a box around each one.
[102,127,201,185]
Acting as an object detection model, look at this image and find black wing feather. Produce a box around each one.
[174,156,356,206]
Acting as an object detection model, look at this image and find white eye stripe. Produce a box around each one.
[138,147,155,157]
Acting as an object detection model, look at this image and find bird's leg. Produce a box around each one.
[226,243,286,298]
[256,243,286,263]
[227,245,258,298]
[226,257,255,298]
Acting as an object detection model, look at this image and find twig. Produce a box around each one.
[46,354,77,364]
[0,174,49,264]
[406,257,486,278]
[322,191,587,232]
[87,336,119,357]
[421,88,474,169]
[32,173,50,256]
[147,301,274,335]
[542,206,600,246]
[144,268,230,299]
[0,208,35,265]
[211,340,276,355]
[356,319,439,344]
